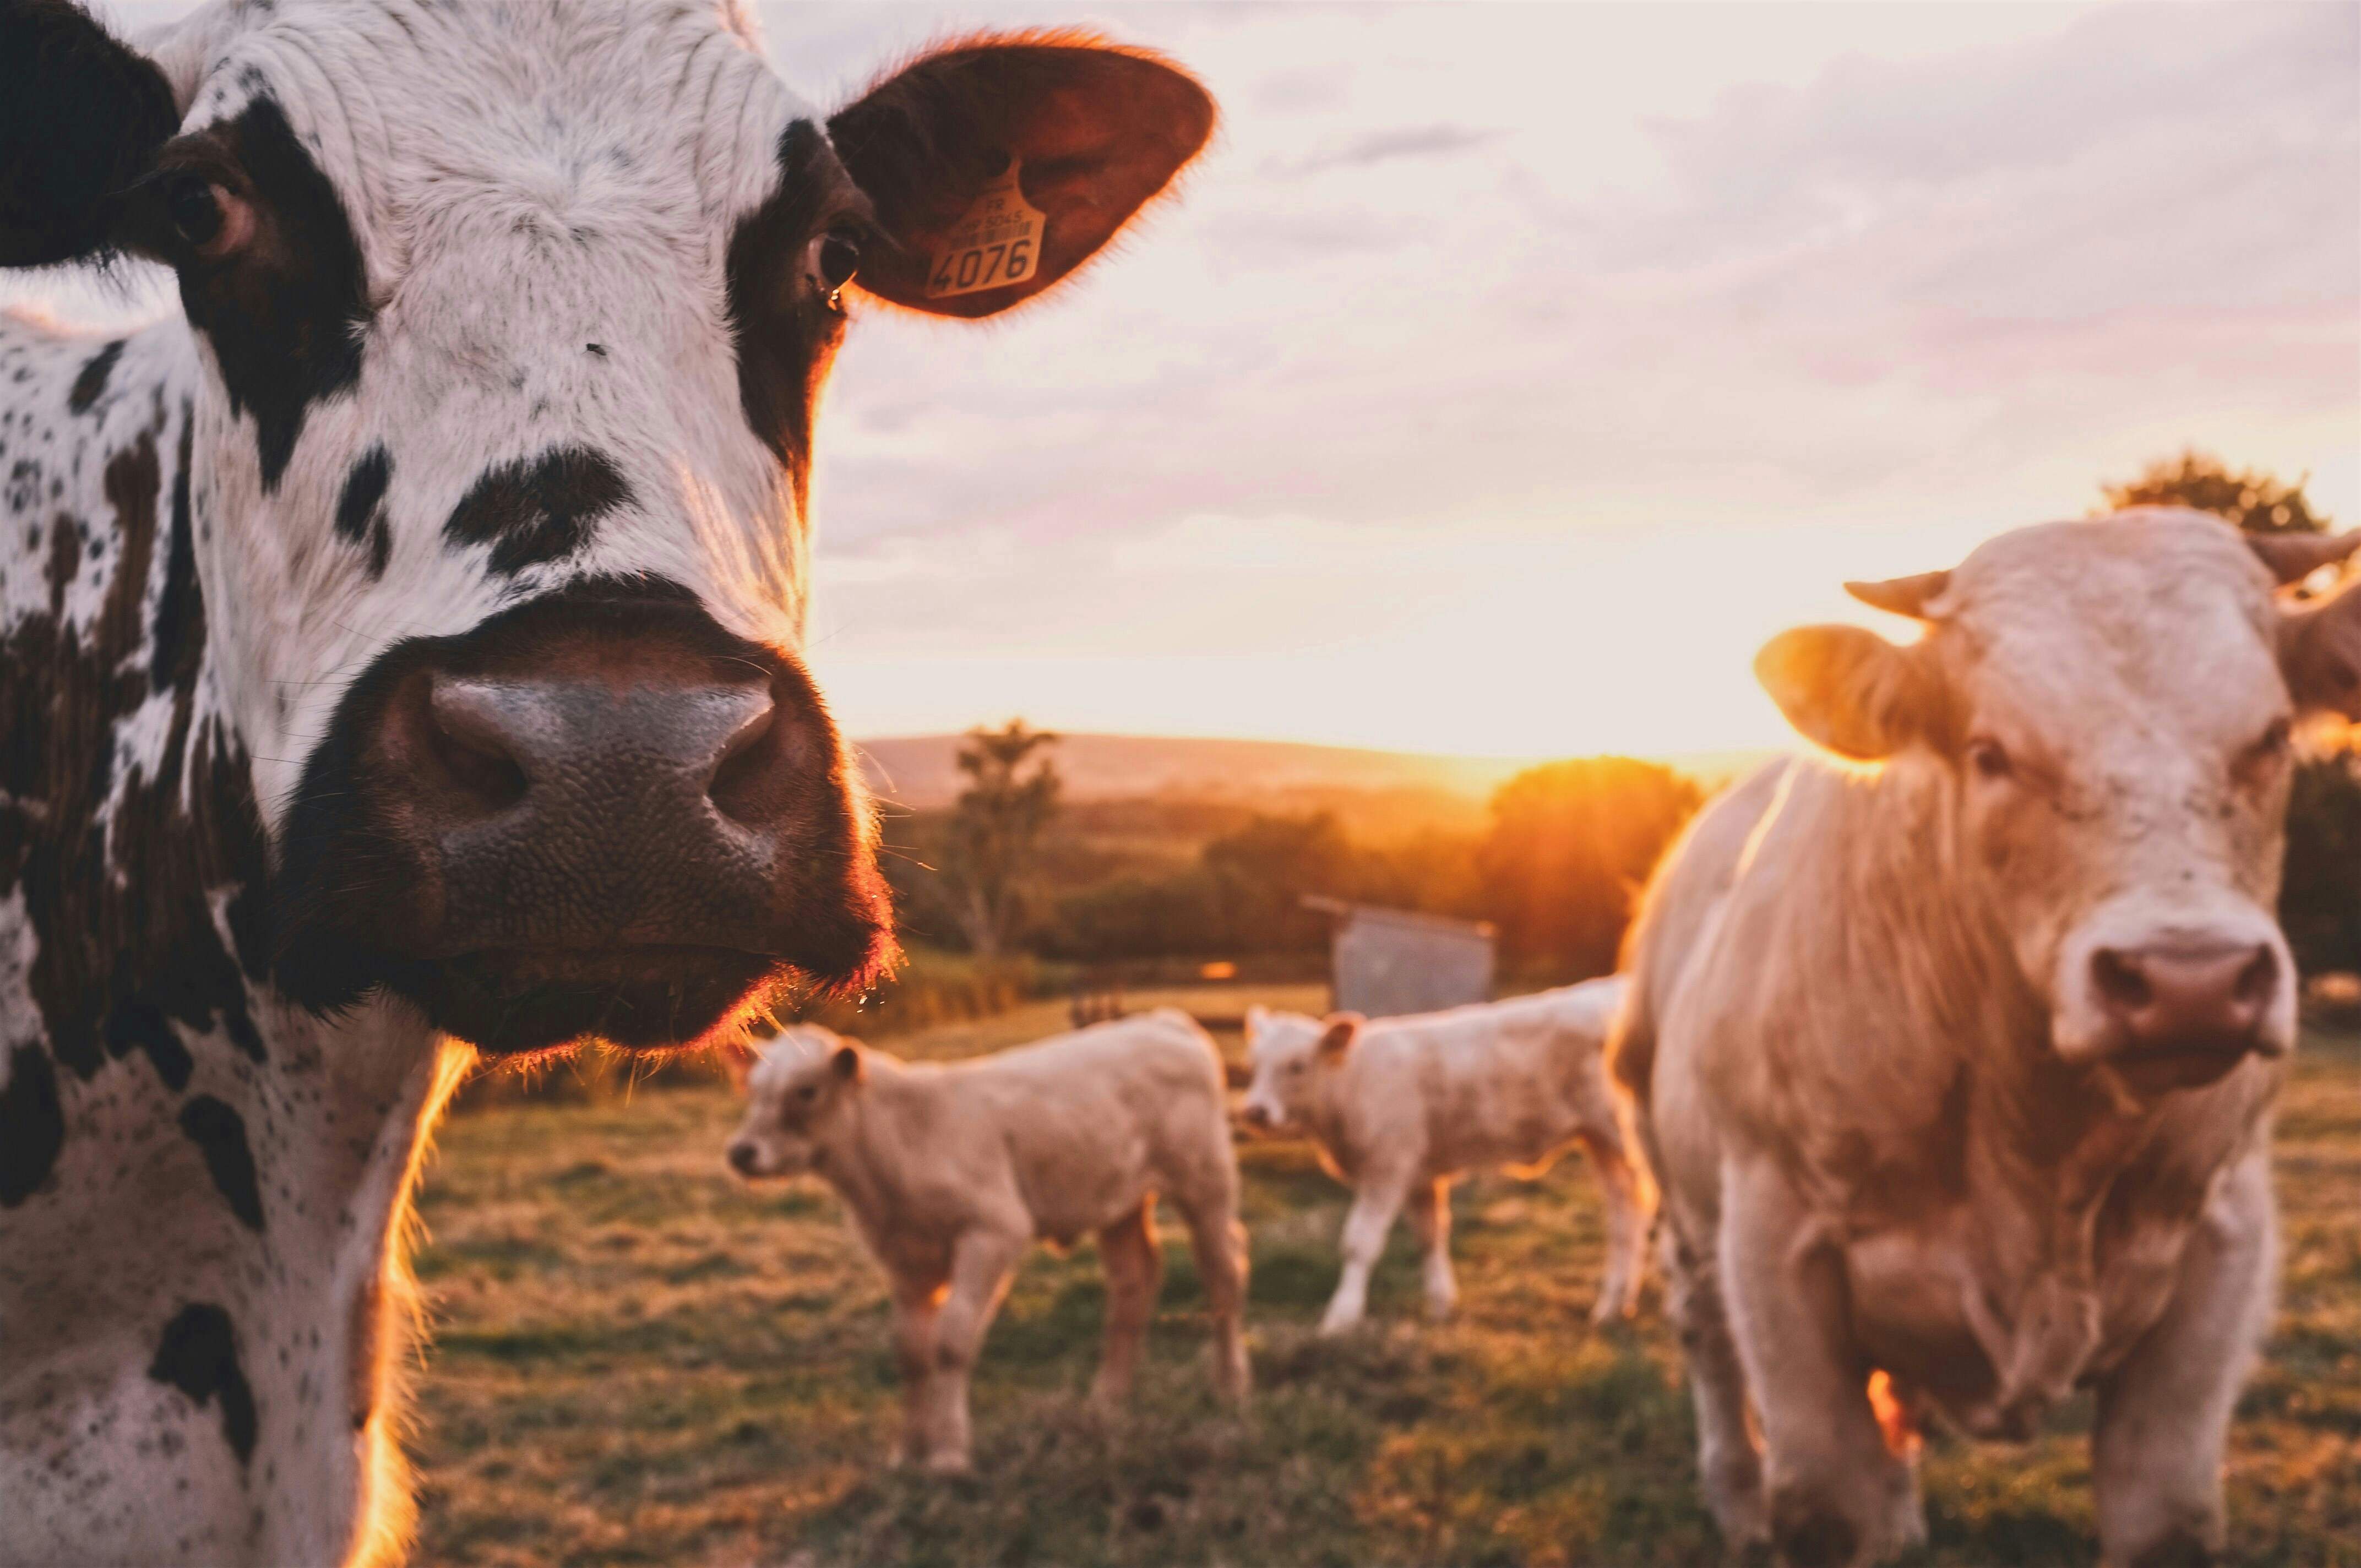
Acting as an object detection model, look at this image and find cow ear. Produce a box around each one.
[1756,625,1941,761]
[828,34,1214,318]
[1316,1014,1363,1059]
[2280,573,2361,718]
[0,2,182,267]
[830,1042,865,1084]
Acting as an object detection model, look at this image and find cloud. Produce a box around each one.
[1270,122,1506,177]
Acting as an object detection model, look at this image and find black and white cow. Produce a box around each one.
[0,2,1212,1561]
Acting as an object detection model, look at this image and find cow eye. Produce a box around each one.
[815,228,861,304]
[1966,737,2012,782]
[794,1084,819,1104]
[2243,717,2293,775]
[159,174,252,261]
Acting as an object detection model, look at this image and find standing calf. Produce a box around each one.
[1240,979,1651,1333]
[1616,512,2361,1567]
[726,1012,1252,1473]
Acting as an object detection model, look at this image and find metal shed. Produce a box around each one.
[1303,898,1497,1018]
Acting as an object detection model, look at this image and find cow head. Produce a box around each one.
[1756,509,2361,1096]
[724,1023,861,1179]
[1240,1006,1361,1129]
[1,1,1212,1053]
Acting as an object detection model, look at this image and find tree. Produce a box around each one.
[942,721,1061,957]
[1478,758,1705,980]
[2102,449,2332,537]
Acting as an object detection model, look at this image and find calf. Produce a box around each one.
[1240,980,1651,1333]
[726,1012,1252,1473]
[0,3,1211,1561]
[1614,512,2361,1566]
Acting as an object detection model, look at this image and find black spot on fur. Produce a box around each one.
[147,1304,258,1464]
[152,419,200,690]
[335,445,392,579]
[0,3,179,265]
[442,447,633,574]
[0,1044,65,1206]
[167,97,371,491]
[105,999,193,1091]
[723,119,845,514]
[178,1095,264,1231]
[68,340,126,414]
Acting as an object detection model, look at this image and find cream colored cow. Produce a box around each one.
[1614,513,2361,1567]
[1241,979,1651,1333]
[726,1011,1250,1473]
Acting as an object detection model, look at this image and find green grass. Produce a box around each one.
[407,1016,2361,1567]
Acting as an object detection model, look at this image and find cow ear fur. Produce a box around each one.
[1756,624,1941,762]
[1316,1014,1363,1059]
[0,1,181,267]
[827,33,1214,319]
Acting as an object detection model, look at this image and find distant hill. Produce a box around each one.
[851,732,1783,817]
[851,733,1543,813]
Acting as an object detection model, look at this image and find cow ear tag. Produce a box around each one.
[926,157,1046,300]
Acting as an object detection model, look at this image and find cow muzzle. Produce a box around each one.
[2053,909,2295,1094]
[274,583,893,1054]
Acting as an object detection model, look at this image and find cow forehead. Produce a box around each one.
[172,0,814,277]
[749,1028,830,1092]
[1940,514,2286,746]
[1249,1015,1321,1060]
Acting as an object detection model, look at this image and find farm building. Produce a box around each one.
[1304,898,1497,1017]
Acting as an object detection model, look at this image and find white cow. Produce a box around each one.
[727,1012,1252,1473]
[1241,979,1651,1333]
[1614,512,2361,1567]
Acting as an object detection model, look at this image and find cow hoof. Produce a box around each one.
[1424,1296,1456,1322]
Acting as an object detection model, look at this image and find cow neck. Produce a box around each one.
[825,1054,924,1223]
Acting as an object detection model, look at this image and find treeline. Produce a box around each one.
[883,752,1707,983]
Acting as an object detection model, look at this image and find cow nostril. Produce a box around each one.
[727,1142,758,1175]
[2233,946,2277,1012]
[428,692,527,811]
[2091,948,2152,1013]
[706,694,792,827]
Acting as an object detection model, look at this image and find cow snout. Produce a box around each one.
[273,584,893,1055]
[726,1140,761,1177]
[2083,940,2286,1089]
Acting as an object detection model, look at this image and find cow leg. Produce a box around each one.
[1321,1172,1413,1335]
[887,1275,945,1468]
[1172,1181,1253,1404]
[922,1227,1025,1474]
[1407,1178,1458,1321]
[1662,1220,1769,1552]
[1579,1128,1653,1324]
[1092,1197,1163,1407]
[2092,1151,2275,1568]
[1721,1158,1922,1568]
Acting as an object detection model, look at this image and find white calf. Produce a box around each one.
[1241,980,1651,1333]
[727,1011,1250,1472]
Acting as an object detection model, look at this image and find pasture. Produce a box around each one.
[409,997,2361,1567]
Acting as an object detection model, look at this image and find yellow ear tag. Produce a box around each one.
[926,160,1046,300]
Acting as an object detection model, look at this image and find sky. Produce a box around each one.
[24,2,2361,760]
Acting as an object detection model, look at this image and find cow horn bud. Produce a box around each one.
[1845,570,1952,620]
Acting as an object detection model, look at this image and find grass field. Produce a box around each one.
[407,999,2361,1567]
